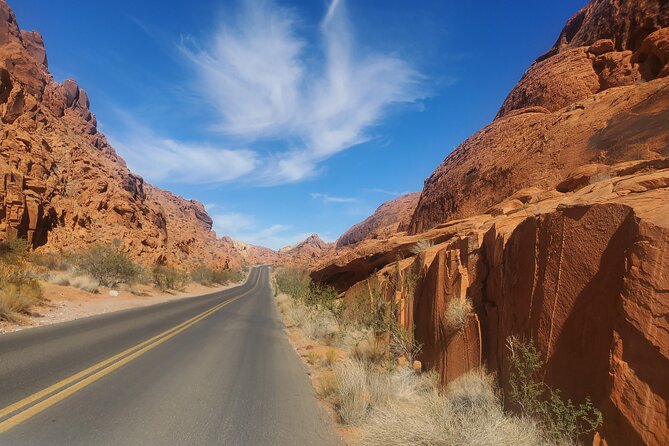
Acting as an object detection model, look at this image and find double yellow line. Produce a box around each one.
[0,277,259,434]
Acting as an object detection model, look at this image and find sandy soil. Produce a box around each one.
[0,280,243,335]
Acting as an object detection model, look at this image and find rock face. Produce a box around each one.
[408,0,669,235]
[231,234,334,269]
[336,192,419,248]
[0,1,242,269]
[312,1,669,444]
[313,159,669,445]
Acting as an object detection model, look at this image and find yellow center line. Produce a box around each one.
[0,275,260,434]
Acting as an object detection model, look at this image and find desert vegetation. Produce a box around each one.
[274,267,602,445]
[0,239,43,321]
[0,236,246,324]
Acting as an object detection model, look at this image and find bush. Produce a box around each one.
[30,252,69,271]
[507,336,603,443]
[360,370,545,446]
[0,273,43,321]
[69,274,100,293]
[152,265,189,291]
[190,267,243,286]
[74,243,140,287]
[275,268,311,301]
[445,298,473,332]
[388,321,422,365]
[410,239,433,255]
[0,238,30,265]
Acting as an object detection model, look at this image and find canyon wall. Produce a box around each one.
[313,1,669,444]
[0,1,242,269]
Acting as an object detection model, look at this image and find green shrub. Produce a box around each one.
[74,243,140,287]
[507,336,603,443]
[152,265,189,291]
[275,268,311,301]
[0,273,43,321]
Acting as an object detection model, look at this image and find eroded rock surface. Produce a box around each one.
[336,192,419,248]
[0,1,241,269]
[314,160,669,445]
[409,0,669,235]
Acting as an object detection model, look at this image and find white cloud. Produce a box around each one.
[107,119,256,184]
[310,192,357,203]
[210,210,312,250]
[366,188,412,197]
[180,0,422,184]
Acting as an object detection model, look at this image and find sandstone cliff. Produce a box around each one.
[314,159,669,445]
[312,1,669,444]
[336,192,419,248]
[0,1,242,269]
[408,0,669,235]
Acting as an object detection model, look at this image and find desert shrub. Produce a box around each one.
[360,370,545,446]
[324,348,338,367]
[48,272,71,286]
[445,298,473,332]
[0,238,30,265]
[275,268,311,301]
[410,238,433,255]
[307,351,320,365]
[69,274,100,293]
[30,252,69,271]
[507,336,603,443]
[333,360,378,425]
[318,371,337,399]
[74,243,140,287]
[0,273,43,321]
[388,321,422,365]
[152,265,189,291]
[190,267,243,286]
[352,333,386,364]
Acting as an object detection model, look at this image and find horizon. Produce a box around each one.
[11,0,586,249]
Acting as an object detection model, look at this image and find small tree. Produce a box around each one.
[75,243,140,287]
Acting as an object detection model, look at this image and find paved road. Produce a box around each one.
[0,266,340,445]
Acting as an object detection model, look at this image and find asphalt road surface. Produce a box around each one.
[0,266,341,446]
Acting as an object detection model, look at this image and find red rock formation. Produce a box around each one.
[314,159,669,445]
[408,0,669,235]
[336,192,419,248]
[0,1,241,269]
[312,1,669,444]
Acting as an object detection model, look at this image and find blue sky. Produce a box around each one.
[12,0,585,249]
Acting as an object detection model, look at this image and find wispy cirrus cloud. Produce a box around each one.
[107,117,256,184]
[180,0,423,184]
[366,188,412,197]
[310,192,358,203]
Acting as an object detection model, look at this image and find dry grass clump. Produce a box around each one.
[284,299,341,342]
[69,274,100,293]
[307,350,320,365]
[0,274,43,321]
[331,360,439,426]
[410,239,433,255]
[360,370,546,446]
[445,298,473,332]
[318,370,337,399]
[324,348,338,367]
[47,271,100,293]
[352,333,386,364]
